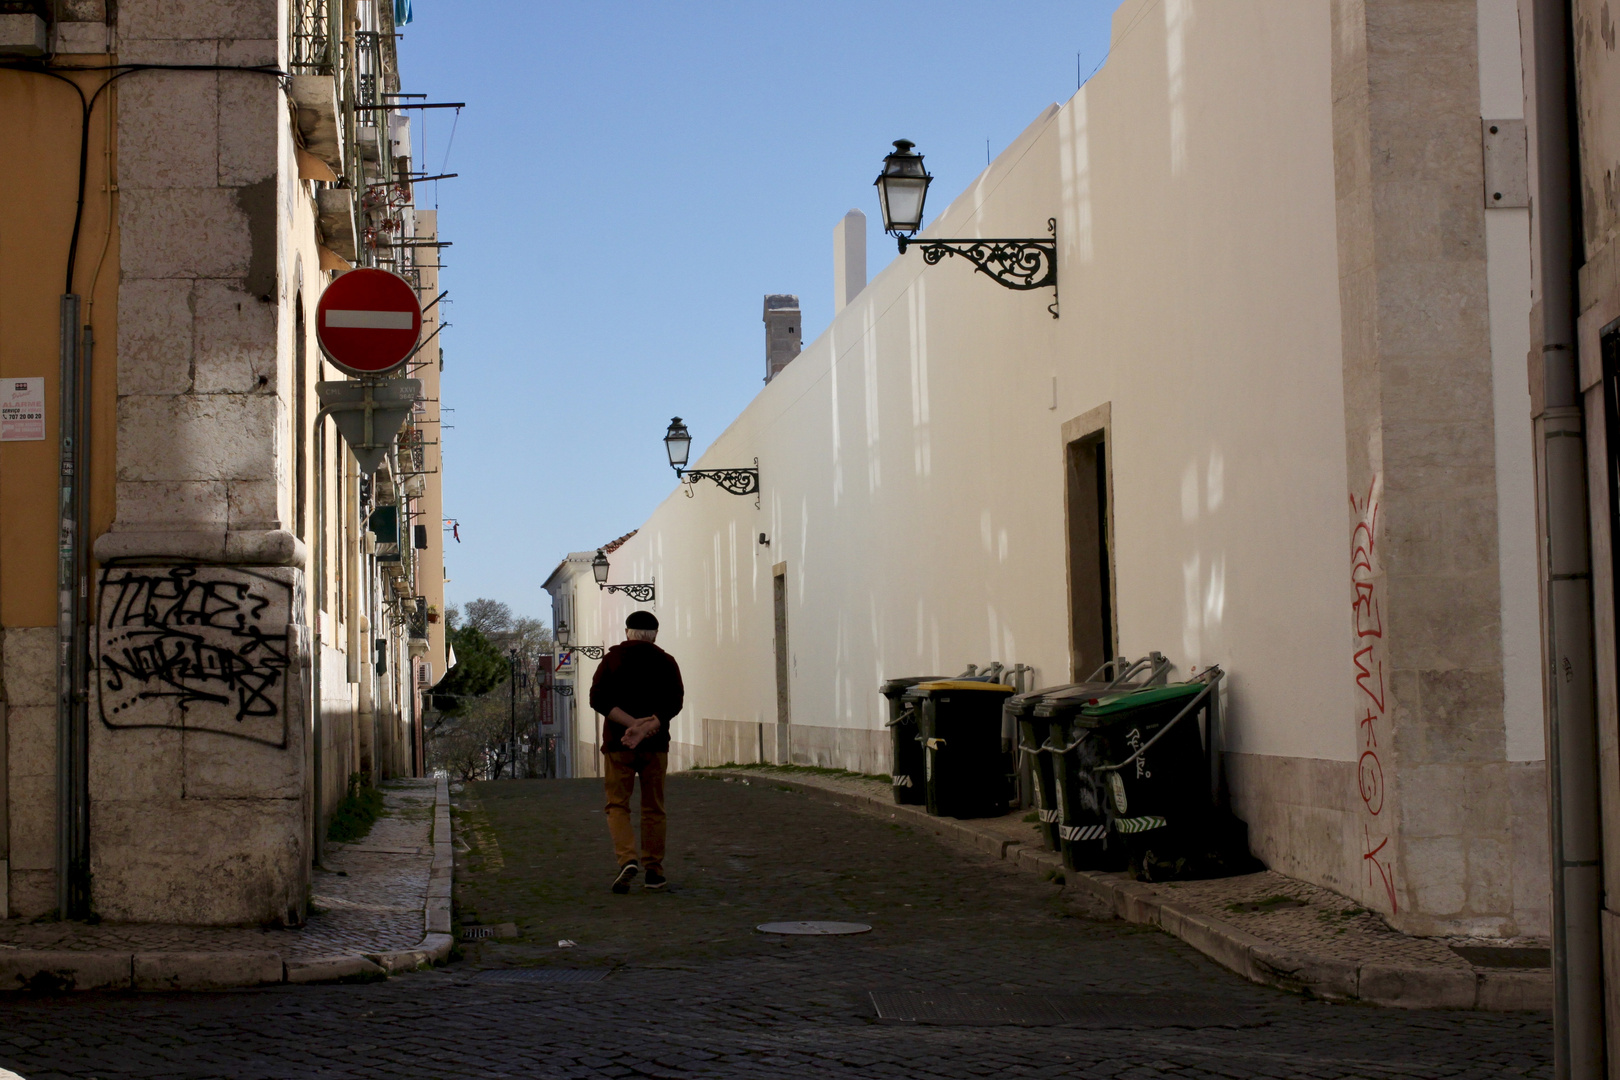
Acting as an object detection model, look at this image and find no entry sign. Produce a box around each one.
[315,268,423,376]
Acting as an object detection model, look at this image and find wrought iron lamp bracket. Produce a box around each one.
[897,219,1058,318]
[678,458,761,506]
[601,582,656,603]
[559,645,605,660]
[554,685,575,697]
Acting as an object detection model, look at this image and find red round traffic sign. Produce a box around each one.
[315,268,423,376]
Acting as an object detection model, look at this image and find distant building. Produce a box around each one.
[763,295,801,382]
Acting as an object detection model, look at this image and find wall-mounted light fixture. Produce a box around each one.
[592,548,655,603]
[875,140,1058,318]
[555,619,571,646]
[558,645,605,660]
[554,685,575,697]
[664,417,759,504]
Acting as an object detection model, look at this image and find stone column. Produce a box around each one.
[1331,0,1541,936]
[89,0,311,925]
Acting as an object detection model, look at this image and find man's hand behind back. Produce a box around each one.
[620,715,661,750]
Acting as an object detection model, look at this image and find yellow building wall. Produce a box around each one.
[0,66,120,629]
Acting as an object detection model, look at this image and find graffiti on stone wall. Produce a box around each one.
[97,566,293,747]
[1349,479,1397,913]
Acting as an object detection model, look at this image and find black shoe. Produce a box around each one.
[643,869,667,891]
[612,862,639,894]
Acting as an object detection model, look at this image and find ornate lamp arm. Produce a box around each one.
[676,458,760,497]
[897,219,1058,318]
[601,582,656,603]
[558,645,605,660]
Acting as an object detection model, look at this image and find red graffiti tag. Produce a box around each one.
[1350,479,1395,914]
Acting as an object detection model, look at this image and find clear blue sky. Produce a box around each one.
[397,2,1121,623]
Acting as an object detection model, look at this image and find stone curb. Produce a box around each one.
[707,769,1550,1013]
[0,778,454,991]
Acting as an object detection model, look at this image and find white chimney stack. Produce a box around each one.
[833,209,867,313]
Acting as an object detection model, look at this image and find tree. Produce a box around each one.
[463,598,514,636]
[425,599,555,780]
[429,623,508,716]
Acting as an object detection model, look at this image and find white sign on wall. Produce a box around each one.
[0,377,45,441]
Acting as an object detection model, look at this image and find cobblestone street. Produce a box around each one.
[0,776,1552,1079]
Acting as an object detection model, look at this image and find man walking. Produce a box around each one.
[589,610,684,894]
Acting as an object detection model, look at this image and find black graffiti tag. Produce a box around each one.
[99,568,290,727]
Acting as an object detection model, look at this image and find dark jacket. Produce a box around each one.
[589,639,684,753]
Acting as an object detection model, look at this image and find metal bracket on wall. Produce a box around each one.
[899,218,1058,318]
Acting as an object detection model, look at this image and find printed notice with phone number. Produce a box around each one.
[1,378,45,441]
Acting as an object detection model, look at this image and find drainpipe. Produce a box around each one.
[312,419,326,869]
[72,321,92,916]
[55,295,83,920]
[1529,1,1605,1076]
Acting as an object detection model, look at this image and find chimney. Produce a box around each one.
[833,209,867,313]
[763,294,801,383]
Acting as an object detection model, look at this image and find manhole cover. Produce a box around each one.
[472,968,608,984]
[870,991,1262,1028]
[757,921,871,936]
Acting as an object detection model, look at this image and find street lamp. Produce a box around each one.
[507,647,519,780]
[662,417,759,501]
[552,618,600,656]
[875,139,931,238]
[592,548,655,603]
[875,139,1059,318]
[664,417,692,473]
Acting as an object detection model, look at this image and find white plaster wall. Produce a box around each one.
[585,3,1358,768]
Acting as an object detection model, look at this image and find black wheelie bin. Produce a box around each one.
[1007,683,1114,851]
[1035,690,1124,871]
[906,680,1017,819]
[880,677,936,805]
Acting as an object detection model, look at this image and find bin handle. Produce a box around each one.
[1050,730,1095,755]
[1093,666,1222,774]
[884,704,918,728]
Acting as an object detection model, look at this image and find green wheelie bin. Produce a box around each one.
[1044,676,1245,880]
[1074,680,1214,879]
[909,680,1017,819]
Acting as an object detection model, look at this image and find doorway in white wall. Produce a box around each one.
[773,563,791,763]
[1065,431,1116,680]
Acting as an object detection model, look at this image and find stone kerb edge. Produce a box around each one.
[705,769,1538,1012]
[365,775,455,975]
[0,781,453,991]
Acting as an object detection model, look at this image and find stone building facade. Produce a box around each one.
[0,0,449,925]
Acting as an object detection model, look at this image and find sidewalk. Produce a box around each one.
[704,766,1552,1012]
[0,777,453,991]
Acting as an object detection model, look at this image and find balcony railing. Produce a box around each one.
[289,0,333,75]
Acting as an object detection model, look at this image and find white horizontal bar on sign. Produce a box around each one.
[326,309,414,329]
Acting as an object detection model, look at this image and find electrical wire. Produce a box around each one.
[0,60,288,296]
[84,73,115,322]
